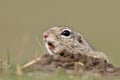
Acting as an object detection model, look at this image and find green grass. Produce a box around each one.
[0,71,104,80]
[1,70,120,80]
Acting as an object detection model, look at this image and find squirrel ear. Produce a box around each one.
[74,32,95,51]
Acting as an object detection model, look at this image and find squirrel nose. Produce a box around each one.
[43,33,48,38]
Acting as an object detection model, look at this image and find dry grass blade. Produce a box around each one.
[36,37,46,54]
[16,64,23,76]
[22,57,41,69]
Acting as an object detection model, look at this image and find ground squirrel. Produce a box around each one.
[43,26,109,62]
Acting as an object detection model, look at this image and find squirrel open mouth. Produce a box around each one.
[48,42,55,50]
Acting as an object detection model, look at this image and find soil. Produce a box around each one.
[22,51,120,76]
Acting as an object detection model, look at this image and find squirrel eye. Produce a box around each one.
[61,30,71,36]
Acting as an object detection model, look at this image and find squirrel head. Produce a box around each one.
[43,26,93,54]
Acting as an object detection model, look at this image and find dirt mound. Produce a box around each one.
[22,51,120,76]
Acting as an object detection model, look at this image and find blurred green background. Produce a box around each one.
[0,0,120,66]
